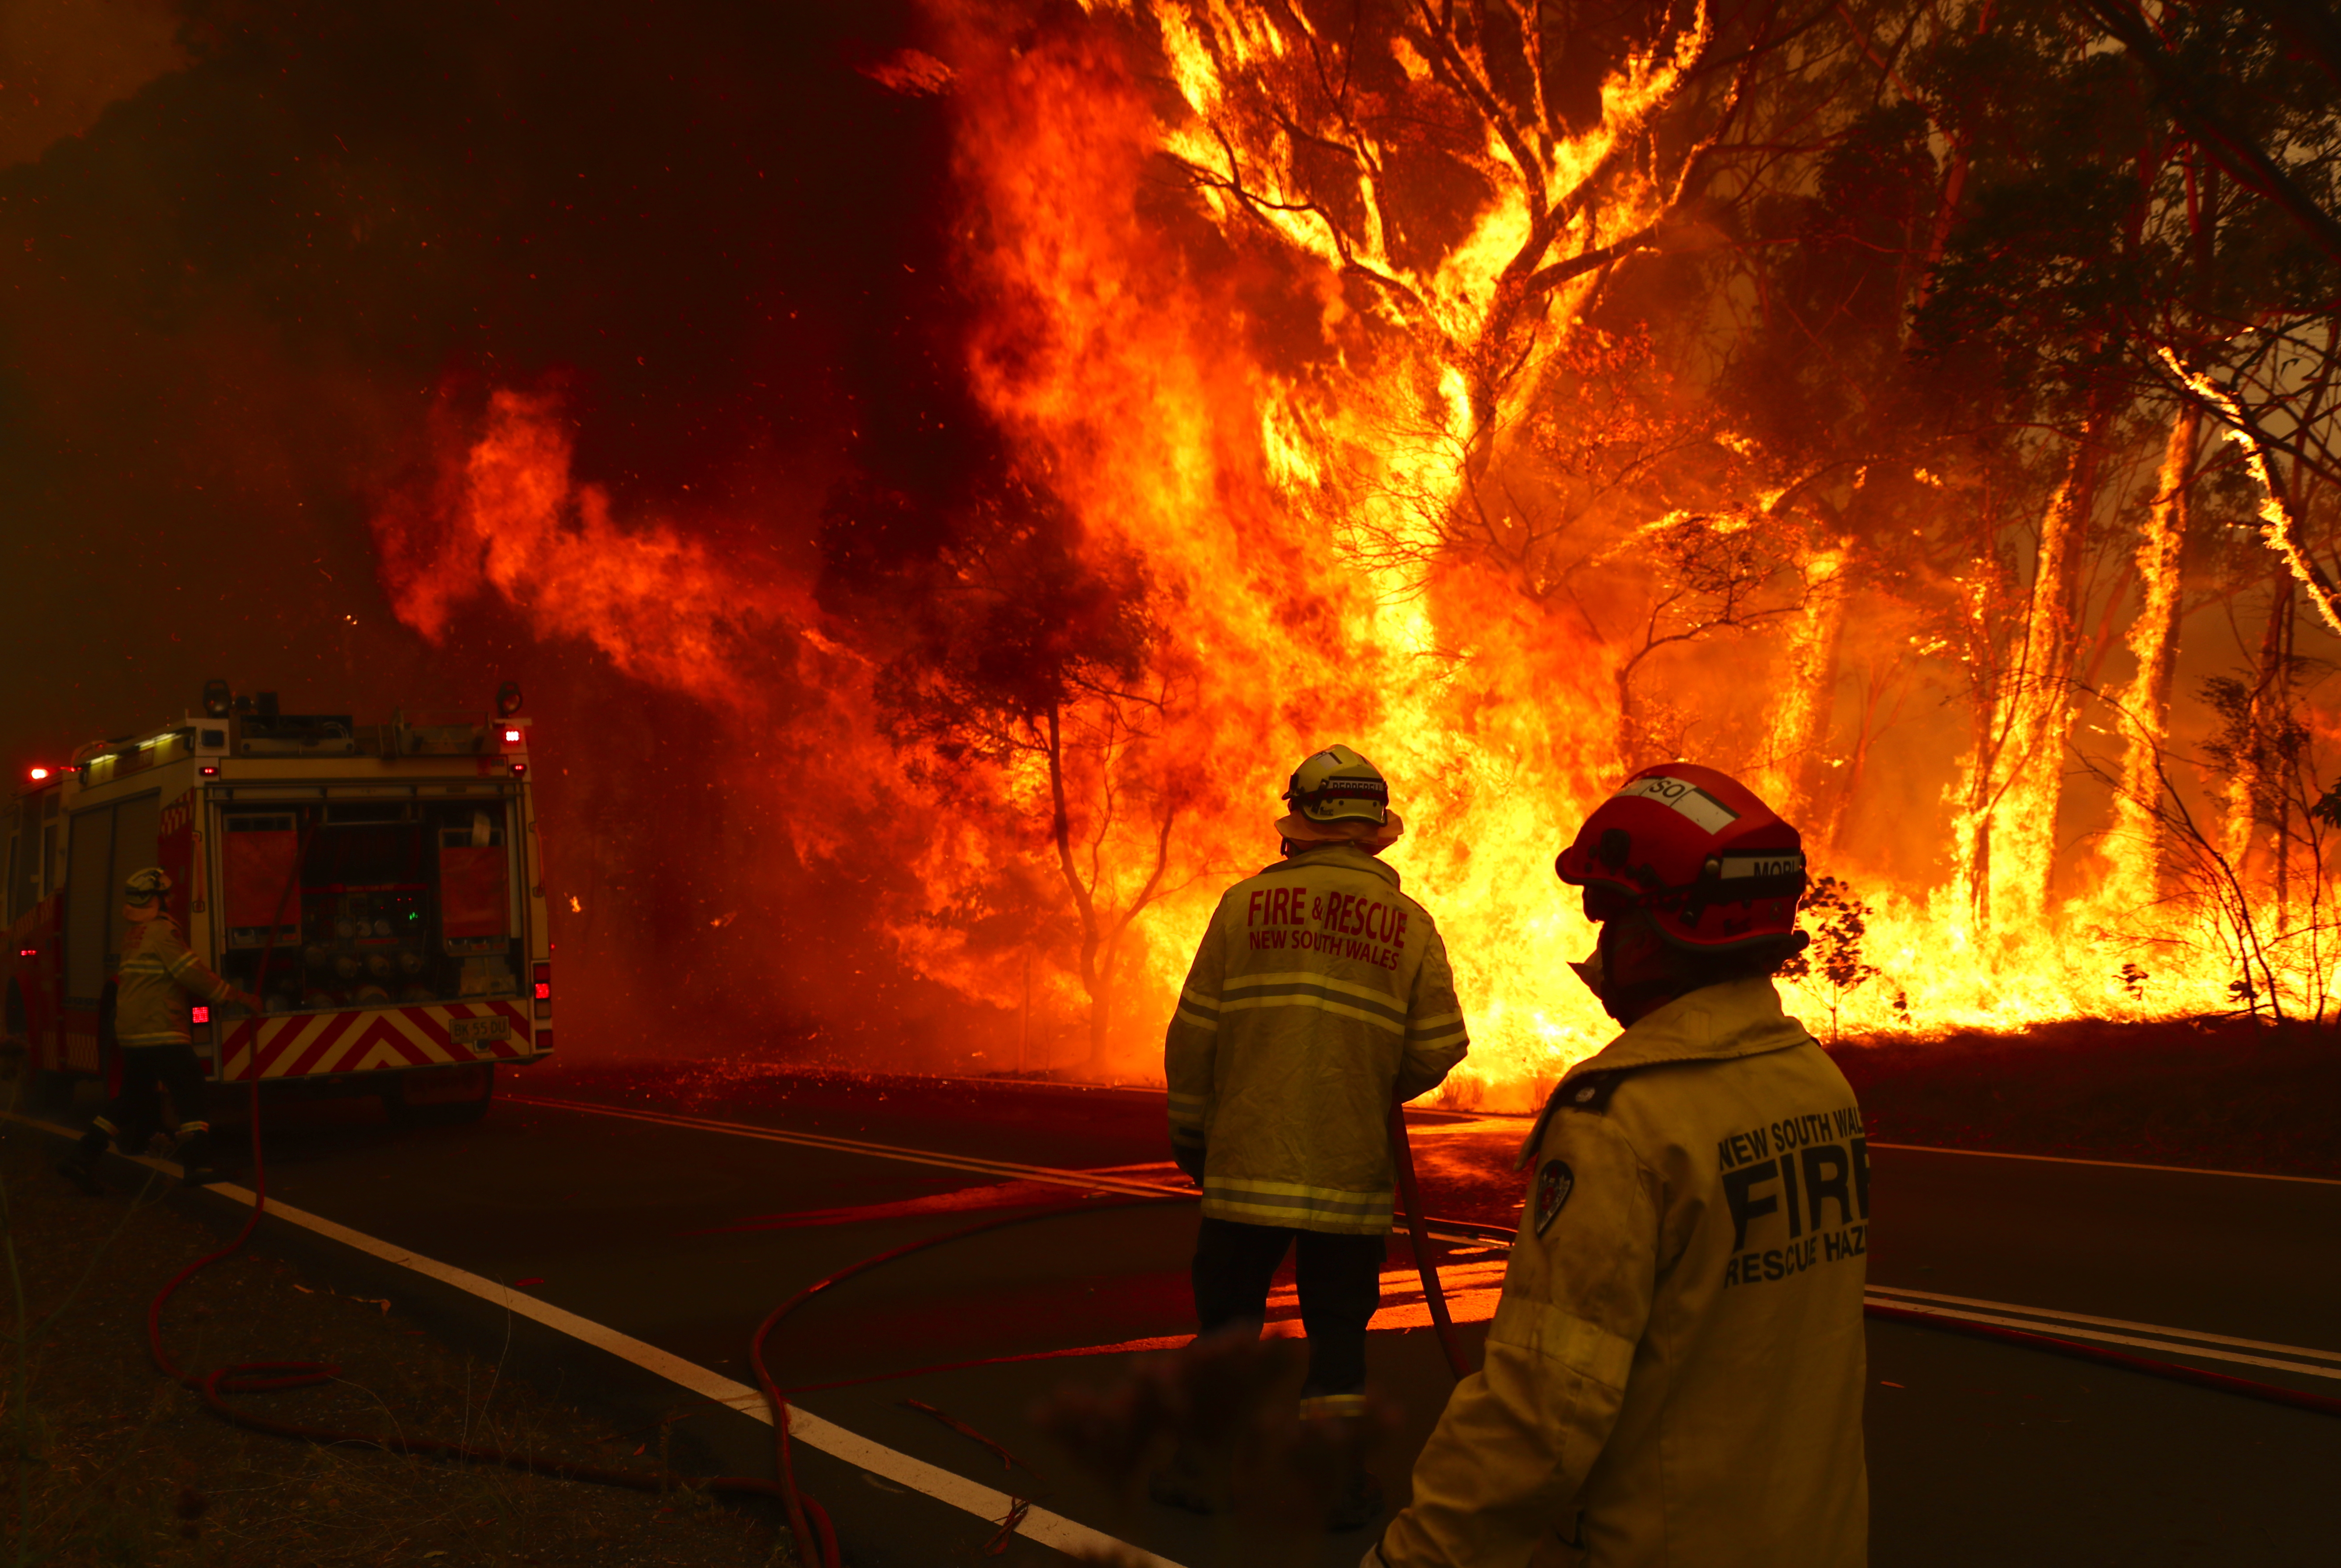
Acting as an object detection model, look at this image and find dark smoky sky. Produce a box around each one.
[0,0,1013,1059]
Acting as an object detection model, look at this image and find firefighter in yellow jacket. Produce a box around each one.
[1159,744,1470,1529]
[1367,763,1867,1568]
[57,869,259,1192]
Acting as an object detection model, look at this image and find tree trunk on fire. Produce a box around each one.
[1976,395,2119,936]
[2226,567,2297,904]
[1086,950,1120,1078]
[1041,701,1180,1080]
[2104,406,2199,913]
[1759,539,1851,833]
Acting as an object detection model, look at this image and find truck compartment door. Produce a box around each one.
[223,814,302,946]
[438,816,509,943]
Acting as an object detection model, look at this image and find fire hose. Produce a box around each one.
[129,818,1156,1564]
[134,933,2337,1568]
[139,835,799,1505]
[742,1111,1469,1563]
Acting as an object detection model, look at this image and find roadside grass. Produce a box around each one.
[1828,1014,2341,1178]
[0,1122,788,1566]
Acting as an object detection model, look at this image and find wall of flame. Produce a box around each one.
[351,1,2337,1106]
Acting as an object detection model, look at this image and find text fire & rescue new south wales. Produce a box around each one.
[1245,884,1409,971]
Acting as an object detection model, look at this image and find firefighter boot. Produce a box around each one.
[55,1130,108,1196]
[172,1127,220,1187]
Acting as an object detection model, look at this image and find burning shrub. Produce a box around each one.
[1781,877,1883,1044]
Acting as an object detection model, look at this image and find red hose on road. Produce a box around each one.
[147,826,318,1397]
[746,1194,1198,1568]
[147,948,2333,1568]
[129,823,1170,1566]
[141,838,794,1530]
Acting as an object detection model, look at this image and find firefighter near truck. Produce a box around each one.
[3,682,554,1152]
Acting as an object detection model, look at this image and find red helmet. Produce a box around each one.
[1555,764,1807,951]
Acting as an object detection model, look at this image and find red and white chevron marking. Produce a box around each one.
[219,1000,540,1082]
[159,791,195,839]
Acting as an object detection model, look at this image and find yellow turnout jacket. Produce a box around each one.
[1377,977,1868,1568]
[1165,842,1470,1234]
[115,915,237,1049]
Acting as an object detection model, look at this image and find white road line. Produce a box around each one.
[503,1093,1194,1200]
[1865,1297,2341,1382]
[513,1095,2341,1385]
[1867,1142,2341,1187]
[1,1111,1187,1568]
[517,1104,2341,1385]
[1866,1285,2341,1366]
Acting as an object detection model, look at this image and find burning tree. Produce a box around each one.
[335,0,2341,1081]
[828,475,1196,1075]
[1139,0,1738,470]
[1604,507,1809,766]
[1927,0,2339,952]
[1780,876,1883,1045]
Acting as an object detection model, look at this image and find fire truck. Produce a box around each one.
[2,683,552,1126]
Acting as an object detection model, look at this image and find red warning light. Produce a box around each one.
[28,767,49,781]
[534,982,551,1001]
[192,1005,210,1024]
[503,727,522,744]
[15,948,34,958]
[510,762,527,776]
[200,765,219,777]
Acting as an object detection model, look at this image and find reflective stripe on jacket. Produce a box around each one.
[1164,842,1469,1235]
[115,917,236,1048]
[1378,977,1868,1567]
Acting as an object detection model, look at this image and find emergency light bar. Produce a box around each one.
[27,767,48,781]
[192,1006,210,1024]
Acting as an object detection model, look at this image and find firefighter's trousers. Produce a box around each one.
[93,1044,210,1154]
[1192,1217,1382,1408]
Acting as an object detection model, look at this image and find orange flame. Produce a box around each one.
[370,8,2337,1106]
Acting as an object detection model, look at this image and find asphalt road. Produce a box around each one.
[167,1062,2341,1566]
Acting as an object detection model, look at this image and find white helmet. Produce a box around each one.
[1275,744,1405,847]
[123,868,174,907]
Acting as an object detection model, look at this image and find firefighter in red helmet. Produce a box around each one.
[1369,764,1869,1568]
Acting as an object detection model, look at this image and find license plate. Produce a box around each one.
[450,1016,510,1047]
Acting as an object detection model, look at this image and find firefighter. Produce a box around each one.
[1366,764,1868,1568]
[56,869,260,1192]
[1159,744,1471,1531]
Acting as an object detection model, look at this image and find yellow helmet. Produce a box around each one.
[1282,744,1391,826]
